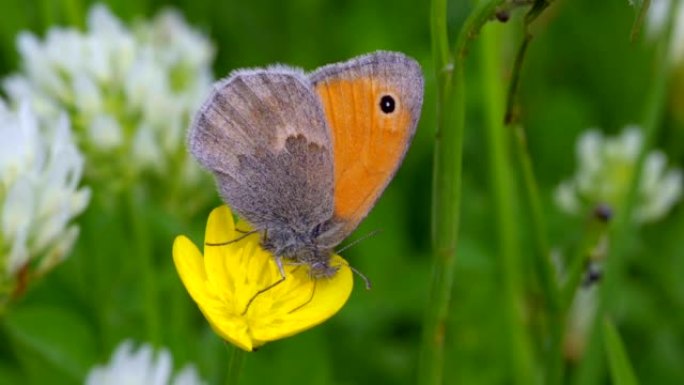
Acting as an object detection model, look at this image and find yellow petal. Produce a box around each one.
[198,304,254,351]
[204,206,235,247]
[203,208,238,301]
[174,205,355,352]
[172,236,211,302]
[172,236,232,320]
[174,231,254,351]
[229,241,280,316]
[234,217,253,233]
[248,254,354,342]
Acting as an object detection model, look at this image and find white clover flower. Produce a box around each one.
[555,126,682,224]
[3,4,214,188]
[85,340,205,385]
[0,99,90,302]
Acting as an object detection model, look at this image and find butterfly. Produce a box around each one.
[189,51,424,279]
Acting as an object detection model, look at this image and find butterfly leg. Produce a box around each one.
[241,275,286,315]
[274,255,286,279]
[287,279,317,314]
[205,229,259,246]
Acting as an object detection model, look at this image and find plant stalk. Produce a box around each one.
[575,0,677,383]
[226,346,246,385]
[419,1,505,384]
[126,188,160,345]
[480,22,535,385]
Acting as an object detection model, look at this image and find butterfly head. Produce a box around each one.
[261,224,339,279]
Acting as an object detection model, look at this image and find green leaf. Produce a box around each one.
[0,361,23,385]
[4,305,97,382]
[603,317,640,385]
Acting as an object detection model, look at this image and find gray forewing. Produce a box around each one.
[188,67,334,232]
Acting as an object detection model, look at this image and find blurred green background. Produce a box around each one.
[1,0,683,384]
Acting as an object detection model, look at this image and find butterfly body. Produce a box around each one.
[189,51,424,278]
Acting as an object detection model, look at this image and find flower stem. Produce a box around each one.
[630,0,652,43]
[417,1,458,383]
[418,1,504,384]
[479,22,536,385]
[61,0,83,28]
[503,2,568,382]
[226,346,246,385]
[505,34,532,125]
[574,1,677,384]
[125,188,160,345]
[512,121,569,385]
[39,0,55,29]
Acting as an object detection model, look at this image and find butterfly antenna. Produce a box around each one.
[349,265,372,290]
[336,229,383,254]
[336,229,381,290]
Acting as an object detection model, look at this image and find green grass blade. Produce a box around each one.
[603,318,639,385]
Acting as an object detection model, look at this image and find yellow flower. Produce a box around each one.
[172,205,353,351]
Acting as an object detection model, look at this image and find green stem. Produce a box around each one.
[505,6,560,308]
[505,35,532,125]
[479,23,535,385]
[418,1,505,384]
[62,0,83,28]
[603,317,640,385]
[511,117,566,385]
[513,123,562,308]
[39,0,55,30]
[82,197,116,349]
[575,1,677,384]
[554,217,608,385]
[226,346,246,385]
[505,0,558,123]
[630,0,652,43]
[561,220,609,309]
[418,0,457,382]
[431,0,450,77]
[502,2,566,382]
[125,188,160,345]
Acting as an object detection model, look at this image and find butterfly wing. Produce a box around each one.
[309,51,424,245]
[189,67,334,232]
